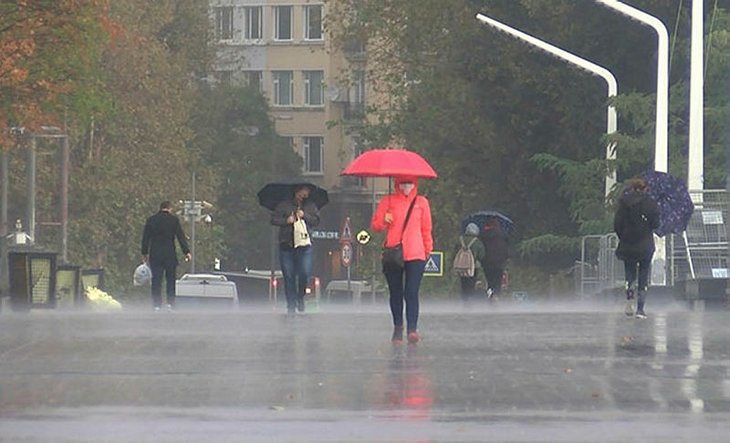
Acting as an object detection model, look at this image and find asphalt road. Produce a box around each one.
[1,301,729,442]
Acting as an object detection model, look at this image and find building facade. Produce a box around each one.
[209,0,376,285]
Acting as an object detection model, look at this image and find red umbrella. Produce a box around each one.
[341,149,437,178]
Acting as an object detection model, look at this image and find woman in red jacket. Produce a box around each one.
[371,176,433,344]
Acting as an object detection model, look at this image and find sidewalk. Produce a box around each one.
[1,303,728,442]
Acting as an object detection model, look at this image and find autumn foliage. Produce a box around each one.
[0,0,113,149]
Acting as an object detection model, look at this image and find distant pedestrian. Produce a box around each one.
[271,185,320,315]
[141,201,191,311]
[371,176,432,345]
[614,178,660,319]
[452,222,485,303]
[479,218,509,300]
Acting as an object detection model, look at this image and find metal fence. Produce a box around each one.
[672,190,728,281]
[579,189,728,297]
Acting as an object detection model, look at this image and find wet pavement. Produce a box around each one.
[1,300,729,442]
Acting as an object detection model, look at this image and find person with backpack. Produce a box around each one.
[479,218,509,300]
[614,178,660,319]
[453,223,485,303]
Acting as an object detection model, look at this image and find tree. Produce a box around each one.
[0,1,109,148]
[189,84,301,271]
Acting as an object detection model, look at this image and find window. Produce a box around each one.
[303,71,323,106]
[215,6,234,40]
[303,136,323,173]
[345,70,365,118]
[272,71,293,106]
[304,5,323,40]
[244,71,262,92]
[244,6,262,40]
[273,6,292,40]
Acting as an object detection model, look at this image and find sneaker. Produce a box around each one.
[407,331,419,344]
[635,310,647,320]
[166,304,175,312]
[391,326,404,344]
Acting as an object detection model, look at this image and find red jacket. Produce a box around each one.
[370,177,433,262]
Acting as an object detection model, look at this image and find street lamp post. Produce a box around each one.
[475,13,619,197]
[595,0,669,173]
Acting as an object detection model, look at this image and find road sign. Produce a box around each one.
[356,229,370,245]
[423,251,443,277]
[340,217,352,243]
[341,241,353,267]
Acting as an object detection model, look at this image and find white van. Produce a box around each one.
[175,274,238,308]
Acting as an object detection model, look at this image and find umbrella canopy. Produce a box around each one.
[461,210,514,235]
[341,149,437,178]
[637,170,694,237]
[257,178,329,211]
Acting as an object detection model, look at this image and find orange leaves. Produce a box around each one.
[0,0,116,148]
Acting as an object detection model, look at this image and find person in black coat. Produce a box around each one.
[614,178,660,319]
[270,185,320,314]
[142,201,191,310]
[479,218,509,299]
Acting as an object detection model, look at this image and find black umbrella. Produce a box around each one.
[257,178,329,211]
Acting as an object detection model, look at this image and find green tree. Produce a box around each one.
[190,84,301,271]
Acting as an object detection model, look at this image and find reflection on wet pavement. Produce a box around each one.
[0,303,729,442]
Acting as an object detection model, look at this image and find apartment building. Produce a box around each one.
[209,0,374,284]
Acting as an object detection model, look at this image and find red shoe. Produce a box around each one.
[407,331,419,344]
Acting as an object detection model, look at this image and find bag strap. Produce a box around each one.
[467,237,477,248]
[397,197,418,242]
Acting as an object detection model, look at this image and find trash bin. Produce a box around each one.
[56,265,82,309]
[8,252,57,311]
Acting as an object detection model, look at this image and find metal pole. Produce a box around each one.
[27,136,36,244]
[688,0,704,192]
[595,0,669,173]
[190,170,196,273]
[1,151,7,237]
[370,178,376,302]
[60,136,69,262]
[475,13,618,198]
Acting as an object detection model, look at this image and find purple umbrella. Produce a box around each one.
[639,171,694,237]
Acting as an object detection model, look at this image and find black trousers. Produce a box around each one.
[483,265,504,295]
[150,261,177,307]
[624,257,651,306]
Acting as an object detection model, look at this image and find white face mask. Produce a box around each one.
[399,183,414,195]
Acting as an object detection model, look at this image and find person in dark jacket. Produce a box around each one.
[479,218,509,300]
[614,178,661,319]
[271,185,320,314]
[141,201,191,311]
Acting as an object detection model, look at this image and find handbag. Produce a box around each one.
[381,197,417,273]
[293,216,312,248]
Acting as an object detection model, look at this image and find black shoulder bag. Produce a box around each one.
[381,197,417,273]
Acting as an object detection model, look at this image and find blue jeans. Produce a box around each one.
[384,260,426,333]
[279,245,312,312]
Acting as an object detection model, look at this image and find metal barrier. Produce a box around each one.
[673,189,728,281]
[578,234,622,297]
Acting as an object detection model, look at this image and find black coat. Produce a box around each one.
[141,210,190,266]
[479,224,509,268]
[614,190,661,261]
[271,199,320,248]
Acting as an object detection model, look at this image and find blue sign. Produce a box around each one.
[423,251,443,277]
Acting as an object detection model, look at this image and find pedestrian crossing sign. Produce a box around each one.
[423,251,443,277]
